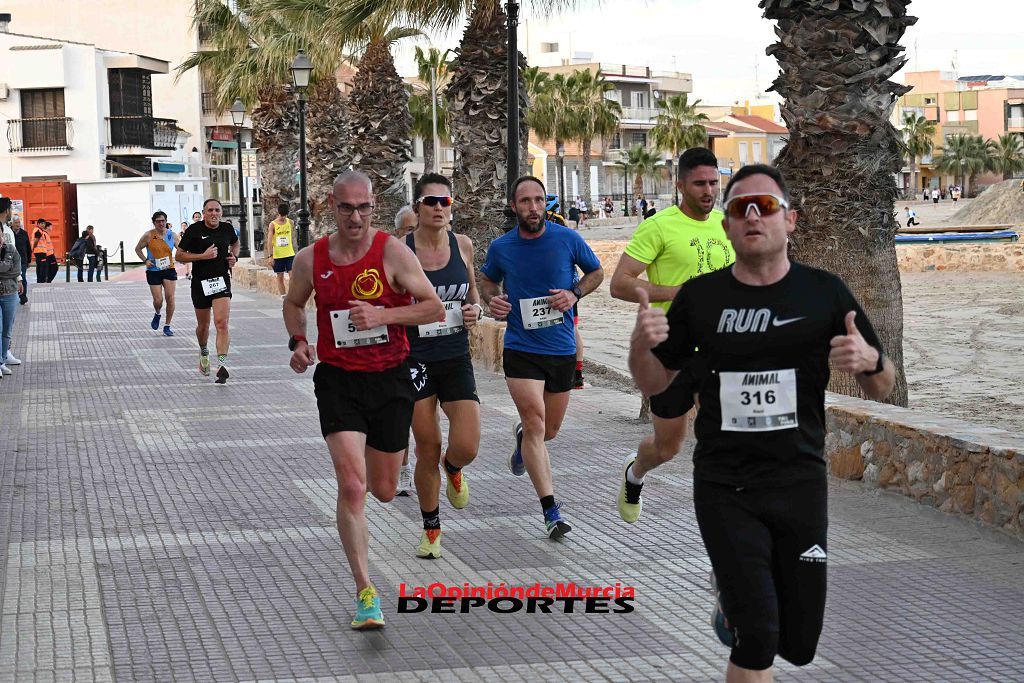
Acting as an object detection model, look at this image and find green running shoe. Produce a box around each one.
[617,453,643,524]
[351,586,385,630]
[198,353,210,376]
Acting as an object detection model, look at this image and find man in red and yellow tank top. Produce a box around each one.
[283,171,444,631]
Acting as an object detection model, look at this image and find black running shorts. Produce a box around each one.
[313,361,414,453]
[409,353,479,403]
[694,476,828,671]
[649,370,697,419]
[146,269,178,286]
[502,349,575,394]
[191,275,233,310]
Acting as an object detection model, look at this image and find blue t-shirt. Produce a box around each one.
[481,221,601,356]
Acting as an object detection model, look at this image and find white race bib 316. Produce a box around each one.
[331,308,388,348]
[519,296,563,330]
[719,369,798,432]
[418,300,464,338]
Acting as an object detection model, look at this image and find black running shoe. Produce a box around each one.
[215,365,229,384]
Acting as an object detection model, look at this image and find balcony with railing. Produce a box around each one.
[105,116,178,153]
[6,117,74,153]
[620,107,659,122]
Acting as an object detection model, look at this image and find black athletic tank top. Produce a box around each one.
[406,231,471,361]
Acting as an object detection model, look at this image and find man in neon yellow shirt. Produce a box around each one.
[609,147,735,523]
[266,202,296,296]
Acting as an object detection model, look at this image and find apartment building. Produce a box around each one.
[899,70,1024,192]
[0,2,250,206]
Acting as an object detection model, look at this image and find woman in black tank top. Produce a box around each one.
[401,173,483,561]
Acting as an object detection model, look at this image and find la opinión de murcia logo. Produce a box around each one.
[398,582,636,614]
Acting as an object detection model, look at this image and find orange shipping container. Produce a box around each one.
[0,181,78,262]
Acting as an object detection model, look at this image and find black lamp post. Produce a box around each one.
[556,143,565,213]
[291,49,313,249]
[230,99,250,258]
[505,1,520,198]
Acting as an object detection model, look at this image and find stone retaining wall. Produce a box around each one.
[825,394,1024,540]
[589,237,1024,275]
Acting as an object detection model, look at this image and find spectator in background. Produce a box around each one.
[11,216,29,304]
[644,200,657,219]
[31,219,53,283]
[394,205,417,239]
[0,197,25,378]
[577,197,588,228]
[192,211,202,224]
[69,229,89,282]
[568,201,580,229]
[45,222,58,282]
[905,206,919,227]
[931,187,940,204]
[84,225,99,282]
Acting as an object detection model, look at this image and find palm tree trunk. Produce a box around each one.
[307,76,351,239]
[445,0,528,269]
[763,0,912,407]
[252,85,299,251]
[423,133,436,174]
[347,38,412,235]
[581,138,592,207]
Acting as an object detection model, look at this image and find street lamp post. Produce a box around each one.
[556,143,566,214]
[505,1,520,200]
[291,49,313,250]
[230,99,250,258]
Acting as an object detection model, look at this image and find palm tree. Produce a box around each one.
[570,69,621,208]
[990,133,1024,181]
[338,0,579,267]
[181,0,354,238]
[650,93,709,204]
[762,0,914,406]
[524,66,550,102]
[346,21,420,234]
[530,72,579,212]
[408,87,450,174]
[616,145,663,206]
[901,112,935,198]
[933,134,993,197]
[412,46,452,173]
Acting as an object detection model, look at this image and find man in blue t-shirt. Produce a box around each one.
[480,176,603,539]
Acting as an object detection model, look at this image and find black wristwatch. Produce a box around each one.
[571,285,583,301]
[288,335,307,351]
[862,352,885,376]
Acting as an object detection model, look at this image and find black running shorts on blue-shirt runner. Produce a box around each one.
[502,348,575,394]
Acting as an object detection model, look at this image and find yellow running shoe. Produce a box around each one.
[444,460,469,509]
[198,353,210,376]
[617,453,643,523]
[415,528,442,559]
[350,586,385,630]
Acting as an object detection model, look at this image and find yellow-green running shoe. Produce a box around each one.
[443,459,469,509]
[350,586,385,630]
[617,453,643,523]
[415,528,442,559]
[198,353,210,376]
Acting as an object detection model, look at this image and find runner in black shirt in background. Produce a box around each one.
[176,199,239,383]
[629,164,895,682]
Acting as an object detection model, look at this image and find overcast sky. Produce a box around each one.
[394,0,1024,105]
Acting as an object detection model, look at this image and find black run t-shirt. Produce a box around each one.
[652,262,884,488]
[178,221,238,281]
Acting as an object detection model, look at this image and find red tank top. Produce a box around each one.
[313,231,412,372]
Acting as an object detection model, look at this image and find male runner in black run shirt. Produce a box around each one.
[629,164,895,681]
[176,199,239,383]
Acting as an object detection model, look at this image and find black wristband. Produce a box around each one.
[571,285,583,301]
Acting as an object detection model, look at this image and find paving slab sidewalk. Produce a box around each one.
[1,279,1023,682]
